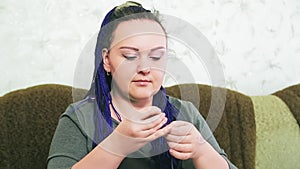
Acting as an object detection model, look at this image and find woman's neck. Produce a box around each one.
[110,91,152,111]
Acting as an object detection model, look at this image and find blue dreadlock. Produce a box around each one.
[88,1,181,168]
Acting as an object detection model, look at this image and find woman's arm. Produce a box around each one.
[48,106,171,169]
[48,114,125,169]
[72,145,124,169]
[73,106,171,169]
[165,98,237,169]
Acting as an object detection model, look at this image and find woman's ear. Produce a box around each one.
[102,48,111,72]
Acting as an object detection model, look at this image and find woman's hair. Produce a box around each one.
[88,1,181,168]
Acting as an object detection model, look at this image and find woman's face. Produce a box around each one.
[103,19,167,104]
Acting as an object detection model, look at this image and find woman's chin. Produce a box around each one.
[129,90,156,103]
[130,94,153,101]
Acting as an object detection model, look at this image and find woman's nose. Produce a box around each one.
[137,58,150,74]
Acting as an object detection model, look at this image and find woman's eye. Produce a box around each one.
[149,52,164,61]
[150,56,161,60]
[123,54,138,60]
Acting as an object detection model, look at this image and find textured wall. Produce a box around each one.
[1,0,299,96]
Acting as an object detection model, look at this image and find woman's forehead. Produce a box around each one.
[110,19,166,48]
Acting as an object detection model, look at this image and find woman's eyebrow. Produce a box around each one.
[119,46,166,51]
[150,46,166,52]
[119,46,139,51]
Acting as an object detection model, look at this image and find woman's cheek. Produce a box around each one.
[113,64,137,89]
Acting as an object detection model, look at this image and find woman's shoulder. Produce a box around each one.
[60,98,96,128]
[59,98,97,139]
[167,95,191,107]
[63,98,95,116]
[167,95,198,111]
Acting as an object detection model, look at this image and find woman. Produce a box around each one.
[47,1,237,169]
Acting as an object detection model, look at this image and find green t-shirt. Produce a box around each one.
[47,96,237,169]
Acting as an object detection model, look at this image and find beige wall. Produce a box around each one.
[1,0,299,96]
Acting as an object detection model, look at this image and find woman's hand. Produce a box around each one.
[165,121,230,169]
[165,121,207,160]
[99,106,171,156]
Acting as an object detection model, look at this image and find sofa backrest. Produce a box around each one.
[0,83,266,169]
[0,84,73,169]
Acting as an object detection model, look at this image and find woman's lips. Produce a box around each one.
[132,79,151,86]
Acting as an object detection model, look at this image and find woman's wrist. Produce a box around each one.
[192,142,229,169]
[99,129,135,157]
[192,141,211,160]
[96,143,126,162]
[72,142,124,169]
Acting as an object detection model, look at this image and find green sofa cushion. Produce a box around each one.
[251,95,300,169]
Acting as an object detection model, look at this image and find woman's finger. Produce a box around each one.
[169,149,192,160]
[140,117,167,137]
[142,113,166,130]
[145,125,171,142]
[116,105,161,122]
[170,124,193,136]
[167,141,192,152]
[138,106,162,121]
[165,133,191,143]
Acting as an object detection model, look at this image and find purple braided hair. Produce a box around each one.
[88,2,181,168]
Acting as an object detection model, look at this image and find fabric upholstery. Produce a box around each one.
[1,83,299,169]
[273,84,300,127]
[251,95,300,169]
[0,84,73,169]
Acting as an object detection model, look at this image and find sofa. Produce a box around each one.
[0,83,299,169]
